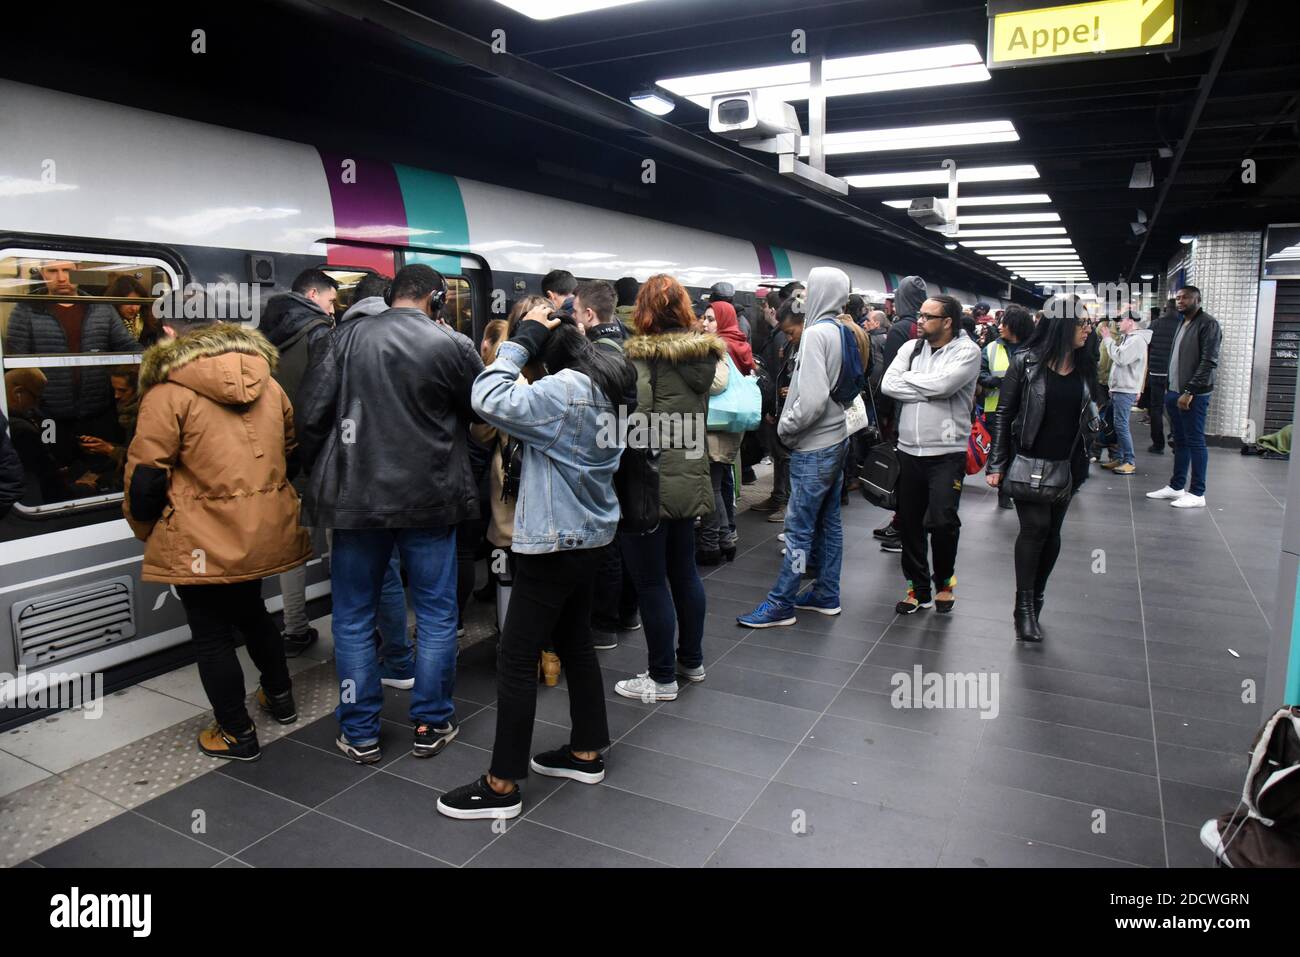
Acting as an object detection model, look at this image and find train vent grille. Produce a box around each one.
[11,576,138,669]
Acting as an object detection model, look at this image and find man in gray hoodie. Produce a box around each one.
[738,267,850,629]
[875,274,929,551]
[882,294,981,615]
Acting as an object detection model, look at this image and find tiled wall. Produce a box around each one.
[1172,232,1262,438]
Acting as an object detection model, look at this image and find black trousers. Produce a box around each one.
[176,579,291,733]
[1012,496,1072,592]
[1147,374,1168,448]
[592,541,638,626]
[490,549,610,781]
[896,450,966,594]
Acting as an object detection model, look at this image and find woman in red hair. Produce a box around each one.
[697,300,751,564]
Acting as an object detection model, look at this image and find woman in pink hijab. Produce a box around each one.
[708,301,754,376]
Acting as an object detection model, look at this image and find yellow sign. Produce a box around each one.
[989,0,1178,68]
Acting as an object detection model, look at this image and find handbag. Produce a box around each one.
[859,441,900,510]
[966,411,991,476]
[706,354,762,433]
[1004,454,1072,504]
[844,393,870,437]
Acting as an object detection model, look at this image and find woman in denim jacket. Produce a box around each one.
[438,306,637,821]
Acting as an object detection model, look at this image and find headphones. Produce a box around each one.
[383,282,447,313]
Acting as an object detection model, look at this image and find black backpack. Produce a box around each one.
[272,317,332,403]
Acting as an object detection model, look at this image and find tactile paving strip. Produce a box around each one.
[0,776,123,868]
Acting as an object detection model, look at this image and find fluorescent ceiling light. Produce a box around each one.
[656,44,989,108]
[799,120,1017,157]
[847,165,1039,189]
[960,238,1072,247]
[490,0,648,18]
[955,212,1060,224]
[951,227,1066,238]
[629,91,674,115]
[944,243,958,250]
[881,193,1050,208]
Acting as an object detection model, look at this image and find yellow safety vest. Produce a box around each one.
[983,341,1010,413]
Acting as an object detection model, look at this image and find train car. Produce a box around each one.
[0,77,945,722]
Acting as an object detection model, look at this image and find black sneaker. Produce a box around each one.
[592,631,618,651]
[413,718,459,758]
[618,613,642,631]
[873,523,900,542]
[198,722,260,762]
[336,734,382,764]
[880,539,902,553]
[530,746,606,784]
[282,626,318,658]
[256,686,298,725]
[437,775,522,820]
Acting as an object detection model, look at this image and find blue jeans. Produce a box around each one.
[377,548,413,681]
[1166,390,1210,496]
[766,439,846,609]
[619,519,706,684]
[1111,391,1137,465]
[331,527,458,745]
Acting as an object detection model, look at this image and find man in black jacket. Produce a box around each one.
[1146,285,1221,509]
[297,264,484,764]
[1143,302,1178,453]
[875,275,928,550]
[263,268,338,652]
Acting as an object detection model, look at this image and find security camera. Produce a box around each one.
[709,91,801,153]
[907,197,955,230]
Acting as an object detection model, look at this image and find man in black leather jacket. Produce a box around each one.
[1146,285,1221,509]
[296,264,484,764]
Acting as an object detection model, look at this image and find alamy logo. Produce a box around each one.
[2,667,103,719]
[890,665,1000,720]
[595,409,706,460]
[49,887,151,937]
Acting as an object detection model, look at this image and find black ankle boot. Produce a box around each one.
[1014,591,1043,642]
[1034,592,1044,617]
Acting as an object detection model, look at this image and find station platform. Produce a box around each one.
[0,446,1284,868]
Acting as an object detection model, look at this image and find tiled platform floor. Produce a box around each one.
[7,447,1287,867]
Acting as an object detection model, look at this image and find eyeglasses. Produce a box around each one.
[917,312,946,322]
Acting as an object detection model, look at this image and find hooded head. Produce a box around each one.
[139,322,278,406]
[802,267,851,327]
[894,275,927,321]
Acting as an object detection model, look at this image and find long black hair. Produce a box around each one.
[1026,294,1098,396]
[542,322,636,409]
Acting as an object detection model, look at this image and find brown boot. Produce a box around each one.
[540,651,561,687]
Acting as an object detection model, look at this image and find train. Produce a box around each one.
[0,78,1011,722]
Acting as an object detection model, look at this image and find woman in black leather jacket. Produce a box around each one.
[986,297,1097,642]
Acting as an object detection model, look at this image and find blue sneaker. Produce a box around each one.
[737,601,797,629]
[794,585,841,616]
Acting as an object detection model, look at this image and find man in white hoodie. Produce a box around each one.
[738,267,850,629]
[881,294,981,615]
[1098,309,1152,476]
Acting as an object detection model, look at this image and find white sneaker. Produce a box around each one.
[1171,493,1206,508]
[1146,485,1186,500]
[615,672,678,702]
[777,532,786,543]
[380,676,415,690]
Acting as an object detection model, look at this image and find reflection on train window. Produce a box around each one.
[444,277,473,337]
[1,247,174,527]
[0,251,177,353]
[322,267,375,316]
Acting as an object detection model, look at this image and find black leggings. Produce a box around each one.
[1012,496,1071,592]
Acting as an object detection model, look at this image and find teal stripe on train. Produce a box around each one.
[769,244,793,281]
[393,164,469,274]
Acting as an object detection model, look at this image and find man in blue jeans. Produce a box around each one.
[1146,285,1221,510]
[297,265,484,763]
[1098,309,1151,476]
[738,267,850,628]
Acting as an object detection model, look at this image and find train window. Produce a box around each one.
[443,277,474,338]
[1,248,179,524]
[321,267,375,316]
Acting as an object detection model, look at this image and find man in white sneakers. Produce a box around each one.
[1146,285,1221,509]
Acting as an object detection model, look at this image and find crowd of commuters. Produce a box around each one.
[0,252,1231,821]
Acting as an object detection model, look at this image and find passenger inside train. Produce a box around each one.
[1,0,1298,902]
